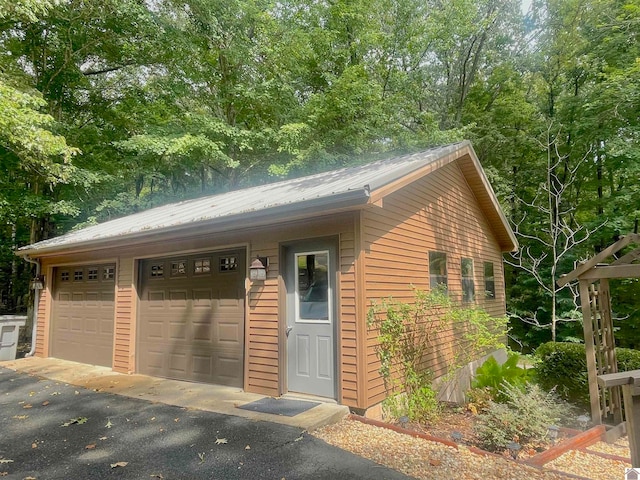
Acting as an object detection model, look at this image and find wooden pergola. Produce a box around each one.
[558,233,640,430]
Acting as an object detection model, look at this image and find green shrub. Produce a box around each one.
[472,352,532,401]
[534,342,640,407]
[368,286,508,424]
[534,342,589,406]
[616,348,640,371]
[474,382,572,452]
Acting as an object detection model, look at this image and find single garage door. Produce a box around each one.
[51,264,116,367]
[138,249,245,387]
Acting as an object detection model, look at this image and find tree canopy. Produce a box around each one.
[2,0,639,349]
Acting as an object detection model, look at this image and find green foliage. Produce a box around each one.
[474,382,572,452]
[535,342,640,408]
[472,352,532,401]
[616,348,640,371]
[534,342,589,407]
[368,286,508,423]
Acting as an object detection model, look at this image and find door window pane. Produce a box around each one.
[296,252,329,321]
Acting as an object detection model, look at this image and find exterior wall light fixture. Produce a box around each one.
[249,257,268,281]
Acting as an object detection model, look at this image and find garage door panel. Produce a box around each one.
[51,264,115,368]
[138,250,245,386]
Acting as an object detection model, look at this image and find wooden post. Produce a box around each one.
[622,384,640,467]
[581,280,602,423]
[598,370,640,466]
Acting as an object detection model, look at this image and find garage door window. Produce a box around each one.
[171,260,187,276]
[103,266,115,280]
[219,256,238,272]
[88,268,99,280]
[61,271,70,282]
[74,269,83,281]
[194,258,211,274]
[150,263,164,278]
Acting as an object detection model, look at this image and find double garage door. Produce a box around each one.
[50,249,245,387]
[137,250,246,387]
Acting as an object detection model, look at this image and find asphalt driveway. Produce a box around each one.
[0,367,409,480]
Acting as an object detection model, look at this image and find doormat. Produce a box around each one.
[237,397,320,417]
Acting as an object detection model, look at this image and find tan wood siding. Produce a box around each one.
[339,229,358,407]
[363,161,506,407]
[34,264,52,357]
[248,243,280,396]
[114,258,135,373]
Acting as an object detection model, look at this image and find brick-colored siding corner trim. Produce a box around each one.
[347,414,458,449]
[524,424,606,467]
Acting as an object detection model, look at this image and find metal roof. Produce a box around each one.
[19,141,513,255]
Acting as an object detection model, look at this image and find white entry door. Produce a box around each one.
[286,242,336,398]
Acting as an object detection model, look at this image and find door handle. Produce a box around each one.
[286,326,293,336]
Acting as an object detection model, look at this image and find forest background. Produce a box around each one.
[1,0,639,350]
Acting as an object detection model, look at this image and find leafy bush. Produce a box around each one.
[368,286,509,424]
[534,342,589,406]
[474,382,572,452]
[383,385,441,424]
[616,348,640,371]
[472,352,532,401]
[534,342,640,407]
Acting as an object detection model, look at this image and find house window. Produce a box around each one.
[171,260,187,276]
[219,256,238,272]
[461,258,475,302]
[150,263,164,278]
[484,262,496,299]
[194,258,211,274]
[88,268,98,280]
[74,269,83,281]
[429,251,447,290]
[60,271,70,282]
[103,266,115,280]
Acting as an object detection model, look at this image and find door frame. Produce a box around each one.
[280,236,340,400]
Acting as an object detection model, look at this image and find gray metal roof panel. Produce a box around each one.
[19,142,467,253]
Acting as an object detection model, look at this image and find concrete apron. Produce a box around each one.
[0,357,348,431]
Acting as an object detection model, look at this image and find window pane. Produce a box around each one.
[484,262,495,299]
[461,258,474,302]
[429,251,447,290]
[171,261,186,276]
[297,252,329,321]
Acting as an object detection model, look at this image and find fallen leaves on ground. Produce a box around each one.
[150,475,164,479]
[245,445,250,450]
[105,420,113,428]
[13,415,28,420]
[215,438,228,445]
[31,443,37,449]
[61,417,88,427]
[0,460,13,464]
[22,404,32,409]
[110,462,128,468]
[85,444,96,450]
[41,401,49,406]
[198,452,205,464]
[0,472,7,476]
